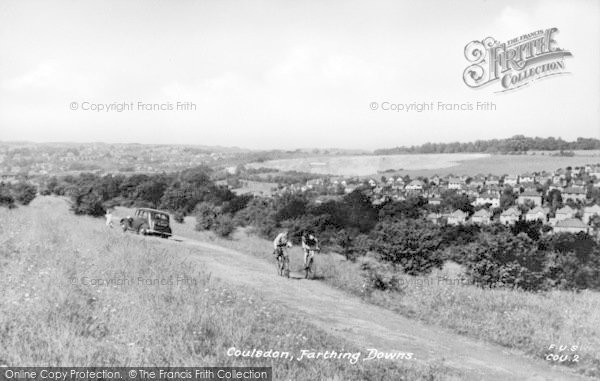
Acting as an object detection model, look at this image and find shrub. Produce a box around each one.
[335,229,371,261]
[369,220,443,275]
[212,214,235,238]
[0,186,16,209]
[359,255,403,294]
[234,197,278,237]
[462,231,546,291]
[70,191,106,217]
[195,202,220,231]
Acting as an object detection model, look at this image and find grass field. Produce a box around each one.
[246,152,600,177]
[162,217,600,378]
[0,198,458,380]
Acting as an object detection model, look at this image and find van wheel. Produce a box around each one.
[138,225,148,235]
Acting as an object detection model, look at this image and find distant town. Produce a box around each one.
[255,165,600,235]
[2,140,600,235]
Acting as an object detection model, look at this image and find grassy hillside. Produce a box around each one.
[0,197,456,380]
[160,214,600,378]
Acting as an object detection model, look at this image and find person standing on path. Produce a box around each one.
[105,208,113,228]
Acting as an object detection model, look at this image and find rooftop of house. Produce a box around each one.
[478,192,499,199]
[584,204,600,213]
[527,206,549,214]
[555,218,588,229]
[556,205,576,214]
[449,210,468,218]
[501,207,520,216]
[520,190,541,197]
[472,209,492,217]
[563,187,586,194]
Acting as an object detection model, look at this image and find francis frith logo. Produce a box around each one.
[463,28,572,92]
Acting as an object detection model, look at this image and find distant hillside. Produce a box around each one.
[374,136,600,155]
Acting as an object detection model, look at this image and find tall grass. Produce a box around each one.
[0,198,457,380]
[159,213,600,378]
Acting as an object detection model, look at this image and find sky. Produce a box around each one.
[0,0,598,150]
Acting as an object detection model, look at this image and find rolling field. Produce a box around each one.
[246,152,600,177]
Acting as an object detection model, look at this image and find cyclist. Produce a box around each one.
[301,231,320,269]
[273,230,292,260]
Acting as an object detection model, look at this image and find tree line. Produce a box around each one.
[374,136,600,155]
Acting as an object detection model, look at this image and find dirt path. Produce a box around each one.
[144,234,587,381]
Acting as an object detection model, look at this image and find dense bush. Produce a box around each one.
[369,220,443,275]
[460,231,546,291]
[334,229,371,261]
[0,185,16,209]
[542,233,600,290]
[195,202,220,231]
[0,182,38,208]
[213,214,236,238]
[49,167,242,218]
[70,191,105,217]
[359,255,403,294]
[13,182,37,205]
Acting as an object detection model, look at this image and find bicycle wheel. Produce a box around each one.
[275,256,282,276]
[305,257,313,279]
[283,256,290,278]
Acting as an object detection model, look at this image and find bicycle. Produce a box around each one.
[304,248,319,279]
[274,248,290,278]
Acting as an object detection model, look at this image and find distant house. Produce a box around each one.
[525,206,549,222]
[0,173,17,184]
[562,187,587,203]
[473,192,500,208]
[554,205,576,222]
[426,212,443,225]
[486,175,500,186]
[471,209,492,225]
[447,210,468,225]
[503,175,519,186]
[552,174,567,185]
[500,207,520,225]
[537,175,552,185]
[517,190,542,207]
[464,185,480,197]
[469,175,486,188]
[583,204,600,224]
[554,218,589,234]
[372,196,389,206]
[548,183,564,192]
[405,179,424,192]
[590,166,600,179]
[520,173,535,183]
[368,179,377,188]
[428,197,442,206]
[306,179,324,188]
[448,177,464,190]
[393,194,406,201]
[484,185,502,195]
[430,175,441,186]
